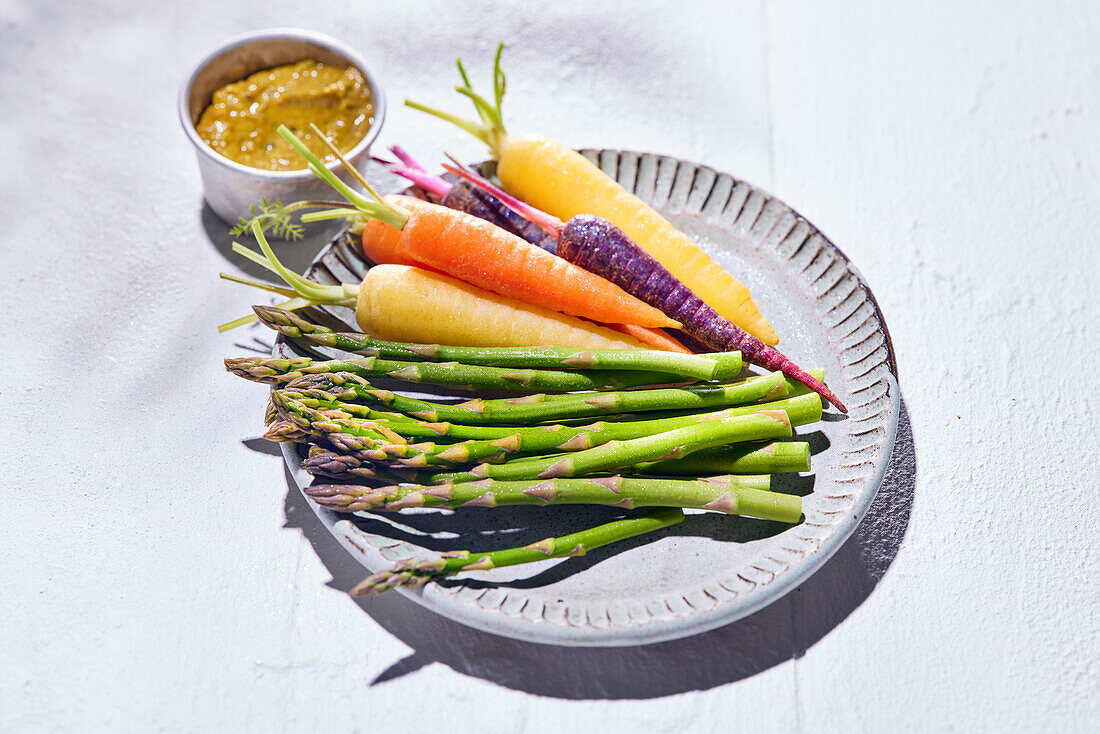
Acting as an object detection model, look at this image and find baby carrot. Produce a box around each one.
[357,265,648,349]
[359,194,424,266]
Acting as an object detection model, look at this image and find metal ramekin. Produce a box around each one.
[178,28,386,228]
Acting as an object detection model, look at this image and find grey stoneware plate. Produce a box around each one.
[276,150,900,647]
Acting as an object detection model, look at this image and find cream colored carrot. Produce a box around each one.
[358,265,645,349]
[222,227,645,351]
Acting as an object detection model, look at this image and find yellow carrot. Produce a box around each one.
[497,136,778,344]
[405,45,779,345]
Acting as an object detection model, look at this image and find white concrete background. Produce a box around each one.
[2,0,1098,731]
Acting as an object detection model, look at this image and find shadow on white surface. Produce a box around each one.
[202,203,344,278]
[200,158,404,277]
[276,399,916,699]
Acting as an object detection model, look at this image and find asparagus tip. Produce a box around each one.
[350,568,428,596]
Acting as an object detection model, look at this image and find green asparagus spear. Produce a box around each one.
[303,445,417,484]
[279,392,792,479]
[300,440,804,483]
[635,441,811,475]
[274,385,821,445]
[263,420,310,443]
[430,411,793,482]
[307,474,799,523]
[784,368,827,397]
[271,388,820,467]
[381,401,814,467]
[253,305,741,382]
[225,355,686,392]
[349,507,686,595]
[302,450,432,483]
[278,369,786,424]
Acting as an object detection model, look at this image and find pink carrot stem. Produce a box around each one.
[390,164,452,199]
[390,145,429,173]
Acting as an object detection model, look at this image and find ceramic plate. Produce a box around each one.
[276,151,900,647]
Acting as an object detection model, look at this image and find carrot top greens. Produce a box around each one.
[217,221,358,332]
[405,43,511,159]
[229,198,306,240]
[230,124,411,240]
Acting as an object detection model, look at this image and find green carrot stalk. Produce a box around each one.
[635,441,810,475]
[253,305,741,381]
[349,507,685,595]
[307,474,798,523]
[278,369,786,425]
[429,411,793,482]
[225,355,686,392]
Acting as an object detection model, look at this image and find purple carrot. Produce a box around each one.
[443,181,559,254]
[440,162,846,412]
[442,156,563,237]
[559,216,846,412]
[383,148,559,253]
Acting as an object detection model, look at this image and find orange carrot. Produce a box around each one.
[359,195,425,266]
[398,202,679,329]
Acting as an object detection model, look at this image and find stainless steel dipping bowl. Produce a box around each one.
[178,28,386,228]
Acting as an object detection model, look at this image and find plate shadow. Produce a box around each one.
[277,397,917,699]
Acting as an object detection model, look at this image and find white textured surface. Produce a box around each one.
[2,1,1097,731]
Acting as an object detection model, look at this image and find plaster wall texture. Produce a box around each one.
[1,1,1097,731]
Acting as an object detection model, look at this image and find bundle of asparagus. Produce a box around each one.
[228,306,826,594]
